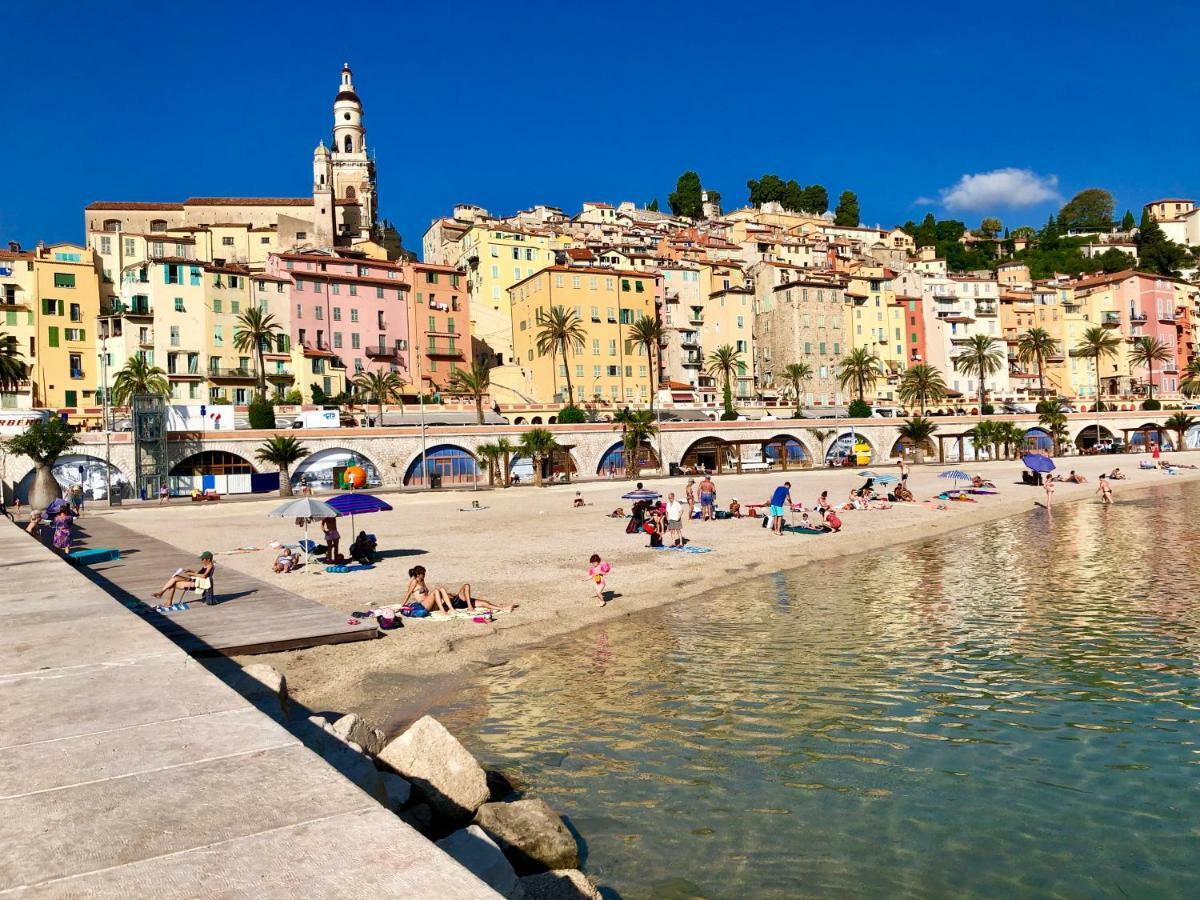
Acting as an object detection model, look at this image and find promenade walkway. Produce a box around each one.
[0,524,495,898]
[70,514,378,656]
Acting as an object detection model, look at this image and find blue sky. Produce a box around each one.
[3,0,1198,251]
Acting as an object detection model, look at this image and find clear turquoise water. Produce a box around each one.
[427,483,1200,898]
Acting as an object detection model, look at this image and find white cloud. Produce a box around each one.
[928,168,1062,212]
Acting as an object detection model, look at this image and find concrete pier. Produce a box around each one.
[0,525,496,898]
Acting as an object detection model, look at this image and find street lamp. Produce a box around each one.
[99,330,113,505]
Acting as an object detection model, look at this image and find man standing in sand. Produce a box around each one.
[898,457,909,486]
[1097,475,1113,505]
[665,491,685,547]
[699,474,716,521]
[769,481,792,535]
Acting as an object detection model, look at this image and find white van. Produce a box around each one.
[871,406,904,418]
[290,409,341,429]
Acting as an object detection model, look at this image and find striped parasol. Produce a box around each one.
[326,492,393,534]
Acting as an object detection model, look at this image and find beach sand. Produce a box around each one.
[106,453,1200,723]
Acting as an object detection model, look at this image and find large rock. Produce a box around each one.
[475,799,579,873]
[330,713,371,748]
[379,771,412,811]
[436,825,523,899]
[236,664,290,720]
[520,870,601,900]
[364,726,387,756]
[378,716,489,820]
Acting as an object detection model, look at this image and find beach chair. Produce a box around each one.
[194,575,217,606]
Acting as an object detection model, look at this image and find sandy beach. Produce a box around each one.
[105,452,1200,722]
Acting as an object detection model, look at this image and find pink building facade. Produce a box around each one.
[1124,274,1180,395]
[266,251,412,388]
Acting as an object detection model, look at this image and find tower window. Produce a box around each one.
[346,186,356,200]
[344,112,351,120]
[344,135,353,153]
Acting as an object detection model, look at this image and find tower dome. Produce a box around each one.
[333,63,364,155]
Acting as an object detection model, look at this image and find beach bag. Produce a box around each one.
[649,530,663,548]
[761,514,769,528]
[400,604,429,618]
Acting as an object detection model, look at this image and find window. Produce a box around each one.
[314,306,323,320]
[591,339,600,355]
[331,282,340,295]
[379,311,387,330]
[333,333,342,349]
[42,298,60,316]
[351,332,360,349]
[65,328,84,341]
[214,325,224,346]
[170,326,180,346]
[608,340,617,356]
[69,303,81,322]
[621,279,630,292]
[231,300,239,314]
[221,236,235,246]
[124,238,136,256]
[212,298,222,314]
[425,271,439,284]
[47,326,59,348]
[333,307,342,321]
[635,281,644,293]
[69,352,83,378]
[375,286,385,299]
[348,284,357,296]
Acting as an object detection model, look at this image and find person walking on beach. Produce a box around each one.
[158,484,170,505]
[699,475,716,521]
[1097,475,1113,505]
[51,507,73,555]
[1043,476,1055,509]
[898,457,909,486]
[69,484,84,517]
[769,482,792,535]
[588,554,611,606]
[666,491,685,547]
[685,480,696,520]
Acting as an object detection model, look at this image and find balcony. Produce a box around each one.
[365,345,399,359]
[1003,328,1020,342]
[425,341,463,359]
[1131,312,1147,323]
[680,333,700,348]
[208,367,256,381]
[682,353,703,368]
[266,368,295,382]
[1102,311,1121,326]
[975,303,997,316]
[137,331,154,348]
[113,299,153,318]
[167,370,204,380]
[1159,310,1177,322]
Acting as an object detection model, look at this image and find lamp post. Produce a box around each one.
[99,331,113,505]
[414,341,429,489]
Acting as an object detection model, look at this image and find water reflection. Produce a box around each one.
[429,484,1200,898]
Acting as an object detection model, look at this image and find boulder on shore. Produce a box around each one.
[475,799,579,874]
[237,664,290,720]
[364,727,387,756]
[436,825,524,898]
[520,870,601,900]
[379,771,412,811]
[378,716,489,821]
[330,713,371,748]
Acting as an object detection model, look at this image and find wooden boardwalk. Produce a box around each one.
[71,515,378,656]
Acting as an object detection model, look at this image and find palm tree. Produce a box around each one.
[1038,406,1069,456]
[627,315,664,410]
[969,419,998,461]
[111,355,169,408]
[897,416,938,464]
[535,305,587,404]
[780,362,813,418]
[1074,326,1122,413]
[997,421,1027,459]
[706,344,742,419]
[2,415,76,509]
[1181,358,1200,397]
[449,360,491,424]
[953,335,1005,415]
[1164,412,1196,452]
[254,434,310,497]
[896,364,947,415]
[809,427,835,464]
[233,307,283,399]
[0,331,27,391]
[476,441,504,487]
[1128,336,1173,404]
[518,428,558,487]
[1016,327,1059,398]
[493,437,517,487]
[837,347,884,404]
[353,369,405,426]
[613,408,658,478]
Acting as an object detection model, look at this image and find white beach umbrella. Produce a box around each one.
[269,498,341,570]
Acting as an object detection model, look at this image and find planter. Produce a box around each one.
[28,465,62,511]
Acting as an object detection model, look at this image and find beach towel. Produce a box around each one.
[458,506,490,512]
[153,603,191,614]
[650,545,713,554]
[324,563,375,573]
[219,547,261,555]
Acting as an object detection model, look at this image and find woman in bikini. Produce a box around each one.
[402,565,514,614]
[321,517,342,562]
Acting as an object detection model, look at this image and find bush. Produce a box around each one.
[276,389,302,405]
[981,403,995,415]
[720,410,739,421]
[557,404,586,424]
[847,399,872,419]
[1142,397,1162,411]
[248,396,276,429]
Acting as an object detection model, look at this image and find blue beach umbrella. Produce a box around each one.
[622,488,662,501]
[1022,453,1056,474]
[326,492,393,534]
[857,470,883,478]
[939,469,972,482]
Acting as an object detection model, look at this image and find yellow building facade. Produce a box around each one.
[846,265,905,402]
[509,266,658,405]
[697,260,754,401]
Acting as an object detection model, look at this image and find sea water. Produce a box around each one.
[428,483,1200,898]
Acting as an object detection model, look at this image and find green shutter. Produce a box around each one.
[5,311,14,326]
[79,329,86,342]
[48,327,59,347]
[65,390,77,407]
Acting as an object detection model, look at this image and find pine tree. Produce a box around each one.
[834,191,860,227]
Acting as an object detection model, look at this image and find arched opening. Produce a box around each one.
[825,432,873,467]
[1024,427,1053,452]
[1184,424,1200,450]
[103,219,121,232]
[404,444,478,487]
[345,186,356,200]
[890,435,935,462]
[680,437,729,474]
[531,416,543,424]
[1129,425,1174,452]
[596,440,659,477]
[763,435,812,471]
[169,450,255,495]
[291,448,381,490]
[513,417,526,425]
[149,219,168,233]
[343,134,353,153]
[509,448,578,485]
[15,454,133,504]
[1074,424,1115,451]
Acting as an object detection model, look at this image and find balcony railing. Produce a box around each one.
[682,353,703,367]
[975,303,997,316]
[266,368,295,382]
[365,345,398,359]
[1102,311,1121,326]
[425,343,464,359]
[138,332,154,347]
[208,367,256,380]
[1131,312,1147,323]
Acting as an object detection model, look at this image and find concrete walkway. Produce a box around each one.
[0,525,496,898]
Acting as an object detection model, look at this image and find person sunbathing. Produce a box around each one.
[273,547,296,573]
[438,582,516,614]
[153,551,215,605]
[1108,468,1126,480]
[610,507,625,518]
[1066,470,1087,484]
[894,485,914,502]
[728,498,742,518]
[971,475,996,488]
[403,565,453,613]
